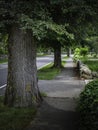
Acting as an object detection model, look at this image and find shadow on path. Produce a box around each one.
[25,58,84,130]
[26,97,79,130]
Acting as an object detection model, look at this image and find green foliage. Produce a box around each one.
[40,92,47,97]
[60,0,98,46]
[0,0,74,51]
[73,47,89,61]
[0,1,51,31]
[86,36,98,55]
[75,48,81,54]
[93,54,97,58]
[73,48,81,61]
[80,47,88,57]
[20,14,73,42]
[0,48,4,54]
[0,96,36,130]
[1,0,97,48]
[78,80,98,130]
[0,34,8,54]
[20,17,47,40]
[45,22,74,44]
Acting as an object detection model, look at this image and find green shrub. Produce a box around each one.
[78,80,98,130]
[80,47,88,57]
[73,48,81,61]
[73,47,88,62]
[93,54,97,58]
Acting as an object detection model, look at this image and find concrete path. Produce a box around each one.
[25,58,85,130]
[39,58,85,98]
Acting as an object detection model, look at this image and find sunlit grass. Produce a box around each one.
[83,60,98,71]
[38,61,66,80]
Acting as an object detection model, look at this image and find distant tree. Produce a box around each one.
[37,22,74,68]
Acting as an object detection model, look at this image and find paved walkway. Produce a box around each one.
[25,58,85,130]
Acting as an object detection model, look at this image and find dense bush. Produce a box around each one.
[73,48,81,61]
[78,80,98,130]
[80,47,88,57]
[73,47,88,62]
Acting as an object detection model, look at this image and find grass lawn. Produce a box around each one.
[38,61,66,80]
[83,60,98,71]
[0,59,8,64]
[0,97,36,130]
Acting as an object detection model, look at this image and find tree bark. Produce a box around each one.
[53,43,62,68]
[4,25,42,107]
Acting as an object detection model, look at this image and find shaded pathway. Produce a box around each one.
[25,58,85,130]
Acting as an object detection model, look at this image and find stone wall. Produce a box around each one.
[76,60,98,79]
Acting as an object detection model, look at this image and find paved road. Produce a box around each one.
[0,68,8,87]
[0,55,54,87]
[37,56,53,69]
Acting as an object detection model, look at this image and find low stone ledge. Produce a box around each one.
[76,60,98,79]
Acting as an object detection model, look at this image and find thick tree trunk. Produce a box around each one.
[53,43,62,68]
[4,25,42,107]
